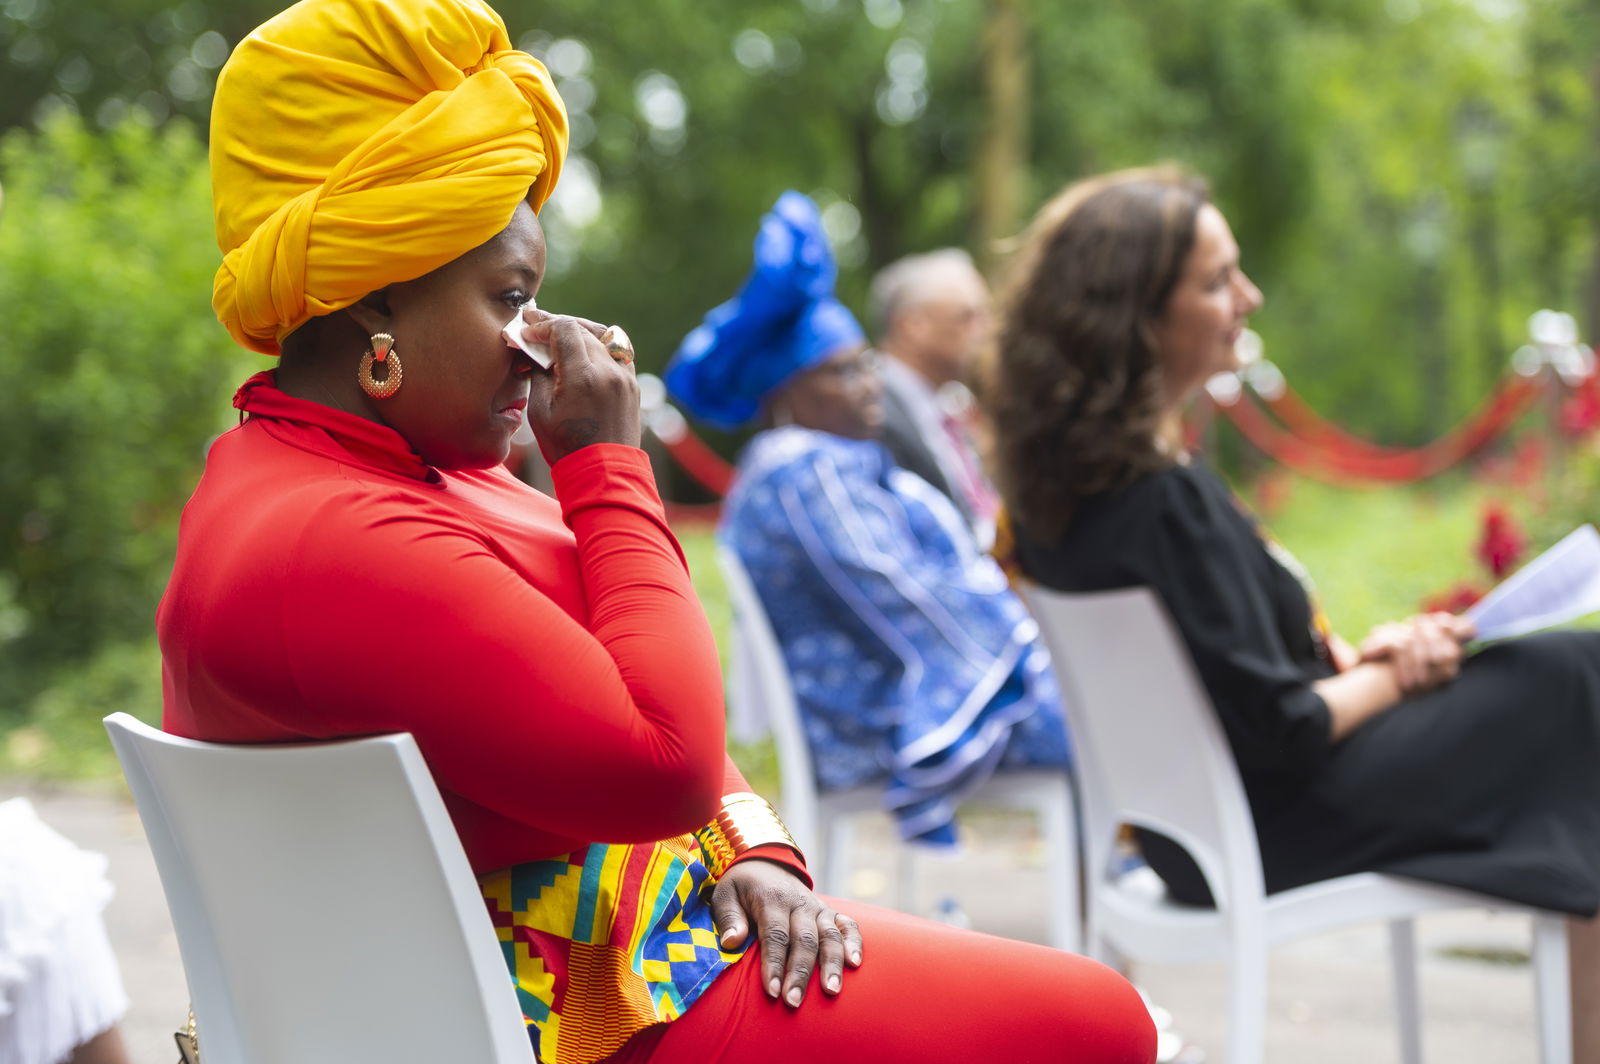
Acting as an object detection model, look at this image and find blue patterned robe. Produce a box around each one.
[721,427,1071,845]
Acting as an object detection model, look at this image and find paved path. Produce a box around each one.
[9,782,1549,1064]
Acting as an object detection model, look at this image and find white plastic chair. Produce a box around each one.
[717,543,1081,953]
[1020,585,1572,1064]
[103,712,533,1064]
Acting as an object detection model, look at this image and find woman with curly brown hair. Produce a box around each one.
[983,166,1600,1059]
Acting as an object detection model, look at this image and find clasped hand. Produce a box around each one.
[1357,612,1476,695]
[710,859,863,1008]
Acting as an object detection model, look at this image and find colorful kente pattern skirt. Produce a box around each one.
[479,832,746,1064]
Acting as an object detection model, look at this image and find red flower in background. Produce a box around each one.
[1420,501,1526,614]
[1421,581,1485,614]
[1475,501,1527,581]
[1560,374,1600,438]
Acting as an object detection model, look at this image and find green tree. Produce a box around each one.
[5,0,1600,742]
[0,0,271,131]
[0,114,254,706]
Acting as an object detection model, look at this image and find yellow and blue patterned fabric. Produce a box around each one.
[479,833,744,1064]
[720,427,1072,846]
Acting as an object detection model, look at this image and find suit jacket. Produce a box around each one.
[875,354,977,529]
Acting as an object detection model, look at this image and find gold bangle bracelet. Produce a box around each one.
[693,791,803,878]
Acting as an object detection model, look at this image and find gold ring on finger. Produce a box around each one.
[600,324,635,366]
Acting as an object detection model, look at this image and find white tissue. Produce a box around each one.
[503,303,553,369]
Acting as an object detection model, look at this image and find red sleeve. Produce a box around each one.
[279,445,726,844]
[721,756,811,886]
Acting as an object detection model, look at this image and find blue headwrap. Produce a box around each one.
[665,191,866,429]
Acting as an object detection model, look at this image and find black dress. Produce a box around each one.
[1015,460,1600,916]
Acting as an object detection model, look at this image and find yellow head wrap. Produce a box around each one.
[210,0,569,355]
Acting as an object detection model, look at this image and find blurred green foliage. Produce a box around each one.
[1538,438,1600,543]
[4,0,1597,437]
[4,0,1600,772]
[0,639,163,779]
[0,115,256,712]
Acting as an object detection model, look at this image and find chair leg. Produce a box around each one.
[1227,925,1268,1064]
[894,843,917,915]
[819,816,855,899]
[1085,914,1125,971]
[1387,919,1423,1064]
[1039,784,1082,953]
[1531,914,1572,1064]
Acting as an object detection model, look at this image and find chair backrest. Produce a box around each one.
[1020,586,1264,909]
[714,542,823,855]
[103,713,534,1064]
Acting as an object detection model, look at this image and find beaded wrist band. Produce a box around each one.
[693,792,803,878]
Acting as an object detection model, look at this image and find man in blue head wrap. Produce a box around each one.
[666,192,1071,849]
[665,191,869,429]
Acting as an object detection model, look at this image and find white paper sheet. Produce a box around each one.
[1465,524,1600,641]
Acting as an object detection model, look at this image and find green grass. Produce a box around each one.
[679,525,784,795]
[678,525,731,667]
[1237,471,1537,640]
[0,471,1573,785]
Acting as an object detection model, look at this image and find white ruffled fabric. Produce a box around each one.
[0,798,129,1064]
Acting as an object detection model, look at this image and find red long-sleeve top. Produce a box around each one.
[159,373,802,879]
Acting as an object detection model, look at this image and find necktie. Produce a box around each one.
[939,408,999,522]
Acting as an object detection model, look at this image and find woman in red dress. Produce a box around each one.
[156,2,1156,1062]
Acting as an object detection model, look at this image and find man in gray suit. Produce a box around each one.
[869,248,998,546]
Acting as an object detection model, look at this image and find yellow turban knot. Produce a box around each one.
[210,0,569,355]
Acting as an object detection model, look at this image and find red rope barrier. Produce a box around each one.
[664,500,723,527]
[1217,374,1544,483]
[1260,373,1542,463]
[1262,386,1412,459]
[655,425,737,497]
[651,361,1564,499]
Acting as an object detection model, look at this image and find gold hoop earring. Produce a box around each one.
[358,332,402,399]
